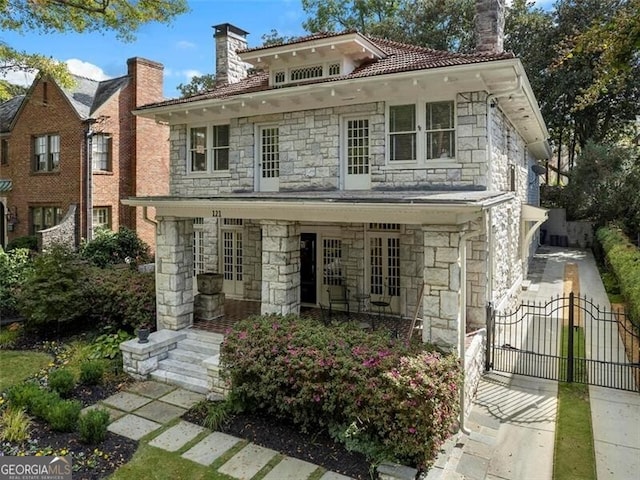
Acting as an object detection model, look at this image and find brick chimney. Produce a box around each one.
[475,0,505,53]
[213,23,249,85]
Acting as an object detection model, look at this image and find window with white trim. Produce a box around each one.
[188,125,230,173]
[271,62,343,86]
[33,134,60,172]
[92,134,112,171]
[323,238,343,286]
[367,224,400,298]
[387,100,456,164]
[92,207,111,229]
[193,218,205,275]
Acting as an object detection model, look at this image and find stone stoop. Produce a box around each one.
[150,329,224,395]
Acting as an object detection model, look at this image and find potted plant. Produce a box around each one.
[137,322,151,344]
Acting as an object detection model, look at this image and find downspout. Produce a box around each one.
[84,120,96,241]
[142,206,158,226]
[458,212,487,435]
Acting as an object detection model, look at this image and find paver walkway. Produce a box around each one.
[93,380,354,479]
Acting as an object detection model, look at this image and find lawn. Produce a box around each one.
[0,350,52,391]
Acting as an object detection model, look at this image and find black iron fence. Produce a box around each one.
[487,293,640,392]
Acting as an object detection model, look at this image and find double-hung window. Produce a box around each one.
[92,134,112,171]
[30,206,63,233]
[388,100,456,164]
[189,125,230,173]
[34,134,60,172]
[92,207,111,230]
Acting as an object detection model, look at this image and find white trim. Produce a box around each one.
[255,123,280,192]
[187,123,231,175]
[385,99,458,168]
[340,113,372,190]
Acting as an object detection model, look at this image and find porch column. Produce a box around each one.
[422,225,462,351]
[260,220,300,316]
[156,216,194,330]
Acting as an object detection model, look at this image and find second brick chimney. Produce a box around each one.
[475,0,505,53]
[213,23,249,85]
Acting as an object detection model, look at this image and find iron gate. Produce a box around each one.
[487,293,640,392]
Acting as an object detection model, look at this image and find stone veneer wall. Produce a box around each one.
[215,29,248,85]
[261,221,300,315]
[38,204,77,251]
[156,217,194,330]
[169,93,495,196]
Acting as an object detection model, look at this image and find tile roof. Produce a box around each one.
[140,33,514,109]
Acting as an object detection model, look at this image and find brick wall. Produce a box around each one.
[3,77,85,244]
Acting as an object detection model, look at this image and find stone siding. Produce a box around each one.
[260,221,300,315]
[170,93,496,196]
[39,204,77,250]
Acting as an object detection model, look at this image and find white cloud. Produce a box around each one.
[184,69,203,80]
[0,69,36,87]
[176,40,197,49]
[66,59,110,81]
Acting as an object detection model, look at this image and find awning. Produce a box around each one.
[0,179,11,192]
[122,190,515,226]
[522,204,548,222]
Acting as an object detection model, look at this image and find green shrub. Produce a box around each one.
[597,226,640,326]
[90,329,133,359]
[6,382,42,410]
[26,389,60,420]
[87,268,156,329]
[16,245,90,330]
[48,368,76,397]
[0,247,33,316]
[6,236,38,252]
[46,399,82,432]
[78,408,110,443]
[0,407,32,443]
[79,360,105,386]
[80,227,150,268]
[221,315,461,469]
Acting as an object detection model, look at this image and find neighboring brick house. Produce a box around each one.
[125,0,550,350]
[0,57,169,251]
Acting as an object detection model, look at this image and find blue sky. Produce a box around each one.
[1,0,554,99]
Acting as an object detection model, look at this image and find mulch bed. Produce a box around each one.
[182,407,373,479]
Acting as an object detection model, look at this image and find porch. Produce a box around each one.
[192,298,421,342]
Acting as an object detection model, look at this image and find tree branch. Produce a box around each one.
[45,0,110,14]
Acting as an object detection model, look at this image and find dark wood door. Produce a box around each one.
[300,233,317,304]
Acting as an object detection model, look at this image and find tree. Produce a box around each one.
[0,0,188,100]
[559,0,640,108]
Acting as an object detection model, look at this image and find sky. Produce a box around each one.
[1,0,554,100]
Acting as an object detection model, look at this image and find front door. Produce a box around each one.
[300,233,317,304]
[343,117,371,190]
[257,126,280,192]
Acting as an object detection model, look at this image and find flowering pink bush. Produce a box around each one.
[221,315,462,468]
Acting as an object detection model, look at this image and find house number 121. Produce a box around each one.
[212,210,222,217]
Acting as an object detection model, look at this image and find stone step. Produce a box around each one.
[150,369,209,395]
[186,329,224,345]
[168,348,211,365]
[157,358,209,381]
[178,338,220,356]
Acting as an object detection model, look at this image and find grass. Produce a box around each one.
[553,324,596,480]
[0,350,52,391]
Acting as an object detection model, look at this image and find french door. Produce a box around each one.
[257,126,280,192]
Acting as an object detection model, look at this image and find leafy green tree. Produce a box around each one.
[0,0,189,100]
[80,227,150,268]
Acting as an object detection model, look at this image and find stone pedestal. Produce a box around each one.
[194,292,225,321]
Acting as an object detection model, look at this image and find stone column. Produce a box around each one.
[156,216,194,330]
[260,220,300,316]
[422,225,462,351]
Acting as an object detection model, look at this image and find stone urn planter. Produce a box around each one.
[197,272,224,295]
[137,325,151,344]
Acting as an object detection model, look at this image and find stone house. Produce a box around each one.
[0,57,169,251]
[125,1,549,352]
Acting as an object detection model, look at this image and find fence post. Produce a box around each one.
[485,303,493,371]
[567,292,575,383]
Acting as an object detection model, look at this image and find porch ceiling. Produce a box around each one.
[123,190,513,225]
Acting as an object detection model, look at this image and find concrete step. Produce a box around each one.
[186,329,224,345]
[168,348,211,365]
[178,338,220,356]
[150,369,209,395]
[157,358,209,381]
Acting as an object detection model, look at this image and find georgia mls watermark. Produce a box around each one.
[0,456,72,480]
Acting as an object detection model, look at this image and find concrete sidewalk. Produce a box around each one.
[427,247,640,480]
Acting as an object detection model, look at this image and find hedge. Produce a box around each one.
[596,226,640,326]
[221,315,462,469]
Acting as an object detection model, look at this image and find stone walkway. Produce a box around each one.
[92,380,353,480]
